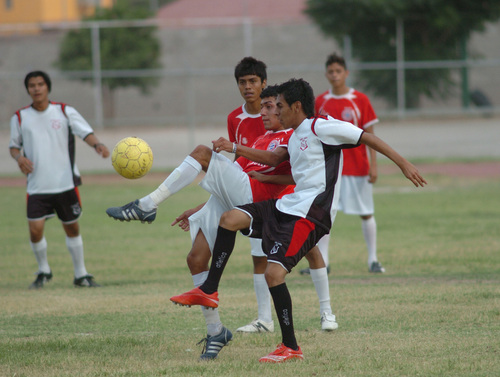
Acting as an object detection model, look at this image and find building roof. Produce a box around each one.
[157,0,309,25]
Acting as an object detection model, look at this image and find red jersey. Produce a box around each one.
[315,88,378,176]
[227,104,266,147]
[236,128,293,203]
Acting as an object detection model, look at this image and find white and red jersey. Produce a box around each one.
[236,128,293,203]
[276,116,363,231]
[227,104,266,147]
[9,102,94,195]
[315,88,378,176]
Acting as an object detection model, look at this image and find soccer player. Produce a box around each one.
[170,78,426,363]
[9,70,109,289]
[106,85,337,360]
[226,57,337,334]
[303,52,384,275]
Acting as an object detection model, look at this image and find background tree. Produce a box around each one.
[305,0,500,108]
[56,0,162,118]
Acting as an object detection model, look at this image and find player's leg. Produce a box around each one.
[28,219,52,289]
[305,246,338,331]
[170,208,252,307]
[187,230,232,360]
[139,145,212,211]
[58,189,99,287]
[362,214,384,272]
[27,195,53,289]
[300,233,330,275]
[236,239,274,333]
[260,262,303,363]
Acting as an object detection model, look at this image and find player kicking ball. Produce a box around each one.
[170,78,427,363]
[106,85,337,360]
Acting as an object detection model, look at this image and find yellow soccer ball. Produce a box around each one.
[111,137,153,179]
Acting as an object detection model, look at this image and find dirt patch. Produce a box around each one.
[2,161,499,188]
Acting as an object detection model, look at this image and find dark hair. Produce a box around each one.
[24,71,52,92]
[234,57,267,82]
[277,78,315,118]
[260,84,279,99]
[325,53,347,70]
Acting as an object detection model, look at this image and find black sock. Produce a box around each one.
[200,226,236,294]
[269,283,298,351]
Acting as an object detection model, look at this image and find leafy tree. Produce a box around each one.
[56,0,162,118]
[305,0,500,108]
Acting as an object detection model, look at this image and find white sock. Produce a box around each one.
[362,217,377,266]
[66,235,88,278]
[316,234,330,266]
[192,271,222,336]
[30,237,50,274]
[254,274,272,323]
[140,156,202,211]
[310,267,332,316]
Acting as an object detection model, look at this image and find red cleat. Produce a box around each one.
[259,343,304,363]
[170,287,219,308]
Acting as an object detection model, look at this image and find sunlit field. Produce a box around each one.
[1,165,499,377]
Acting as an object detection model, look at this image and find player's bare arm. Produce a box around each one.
[10,147,33,175]
[83,133,110,158]
[247,171,295,185]
[212,137,288,167]
[360,132,427,187]
[364,126,378,184]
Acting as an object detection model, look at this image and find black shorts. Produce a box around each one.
[237,199,327,272]
[27,188,82,223]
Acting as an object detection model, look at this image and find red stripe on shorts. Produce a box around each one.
[285,218,316,257]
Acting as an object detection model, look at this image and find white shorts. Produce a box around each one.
[188,151,265,257]
[338,175,374,216]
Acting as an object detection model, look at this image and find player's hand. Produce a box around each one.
[368,165,378,184]
[212,137,233,153]
[95,144,110,158]
[401,162,427,187]
[17,156,34,175]
[247,170,266,182]
[171,207,200,231]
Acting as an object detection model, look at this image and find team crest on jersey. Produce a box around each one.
[267,139,279,151]
[51,119,62,130]
[342,107,354,122]
[300,137,308,151]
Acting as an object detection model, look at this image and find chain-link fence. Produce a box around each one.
[1,17,499,130]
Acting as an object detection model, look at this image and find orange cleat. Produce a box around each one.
[170,287,219,308]
[259,343,304,363]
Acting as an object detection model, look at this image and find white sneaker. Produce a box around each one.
[321,312,338,331]
[236,319,274,333]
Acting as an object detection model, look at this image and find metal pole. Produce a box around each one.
[91,23,104,128]
[396,17,405,118]
[460,36,470,108]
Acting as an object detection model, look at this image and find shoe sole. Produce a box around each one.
[107,213,154,224]
[170,297,218,309]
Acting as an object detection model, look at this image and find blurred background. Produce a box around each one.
[1,0,499,128]
[1,0,499,174]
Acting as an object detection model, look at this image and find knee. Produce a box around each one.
[190,145,212,170]
[186,250,209,274]
[219,210,247,231]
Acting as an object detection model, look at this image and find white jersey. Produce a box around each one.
[276,116,363,231]
[9,102,94,195]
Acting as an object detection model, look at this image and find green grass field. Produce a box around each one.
[1,166,499,377]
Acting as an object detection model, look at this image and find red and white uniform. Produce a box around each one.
[227,104,266,147]
[189,129,293,254]
[9,102,94,195]
[315,88,378,176]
